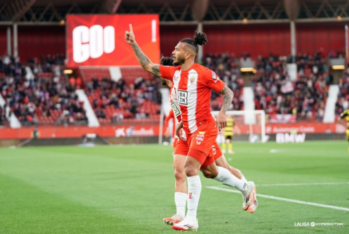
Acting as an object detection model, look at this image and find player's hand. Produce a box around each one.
[216,111,227,131]
[175,121,185,140]
[124,24,136,45]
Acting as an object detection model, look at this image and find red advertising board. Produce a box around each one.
[0,122,345,140]
[66,14,160,66]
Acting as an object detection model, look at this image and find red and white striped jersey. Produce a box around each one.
[160,63,225,134]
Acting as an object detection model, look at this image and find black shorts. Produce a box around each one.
[224,135,233,140]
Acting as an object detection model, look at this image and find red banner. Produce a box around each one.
[66,14,160,66]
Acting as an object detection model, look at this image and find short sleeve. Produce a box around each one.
[160,65,177,81]
[203,69,225,93]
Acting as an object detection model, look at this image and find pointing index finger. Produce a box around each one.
[129,24,133,33]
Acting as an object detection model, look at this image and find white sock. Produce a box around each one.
[214,166,248,196]
[186,175,202,220]
[175,192,188,217]
[241,175,248,184]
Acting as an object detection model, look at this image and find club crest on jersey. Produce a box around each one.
[189,75,196,84]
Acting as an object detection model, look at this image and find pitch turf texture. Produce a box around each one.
[0,141,348,234]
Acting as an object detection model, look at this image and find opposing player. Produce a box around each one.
[338,109,349,153]
[160,58,250,226]
[222,116,235,154]
[125,25,258,231]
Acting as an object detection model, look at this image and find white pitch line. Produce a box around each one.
[207,186,349,212]
[256,182,349,187]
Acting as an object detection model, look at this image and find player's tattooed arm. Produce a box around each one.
[125,24,161,76]
[131,44,161,77]
[219,85,234,113]
[216,85,234,131]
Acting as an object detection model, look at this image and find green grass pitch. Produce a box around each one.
[0,141,348,234]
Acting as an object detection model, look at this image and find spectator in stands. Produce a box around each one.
[204,50,331,122]
[85,74,161,123]
[0,56,88,126]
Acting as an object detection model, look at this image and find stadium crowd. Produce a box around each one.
[0,54,88,126]
[0,50,346,126]
[85,76,162,124]
[203,51,341,121]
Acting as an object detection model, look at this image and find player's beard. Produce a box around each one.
[173,56,185,66]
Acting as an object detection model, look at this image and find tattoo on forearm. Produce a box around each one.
[131,43,161,76]
[151,66,161,76]
[219,85,233,113]
[131,44,151,68]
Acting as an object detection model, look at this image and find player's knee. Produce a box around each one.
[174,169,186,182]
[201,168,218,178]
[225,139,231,143]
[184,165,199,177]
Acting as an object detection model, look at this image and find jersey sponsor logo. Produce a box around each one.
[72,25,115,63]
[171,102,181,117]
[178,90,188,105]
[189,192,192,199]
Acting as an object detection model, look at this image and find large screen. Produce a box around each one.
[66,14,160,67]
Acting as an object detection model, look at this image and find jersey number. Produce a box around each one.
[178,90,188,105]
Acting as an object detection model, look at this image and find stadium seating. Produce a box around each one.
[79,67,111,82]
[85,75,161,125]
[0,56,88,126]
[119,67,153,82]
[204,52,332,122]
[1,50,344,126]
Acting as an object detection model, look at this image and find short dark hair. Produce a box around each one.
[160,57,174,86]
[160,57,174,66]
[180,31,208,54]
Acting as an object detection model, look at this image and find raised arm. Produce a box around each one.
[124,24,161,77]
[216,85,234,131]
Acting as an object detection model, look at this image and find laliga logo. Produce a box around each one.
[73,25,115,63]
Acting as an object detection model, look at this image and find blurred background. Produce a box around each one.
[1,1,349,234]
[0,0,348,146]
